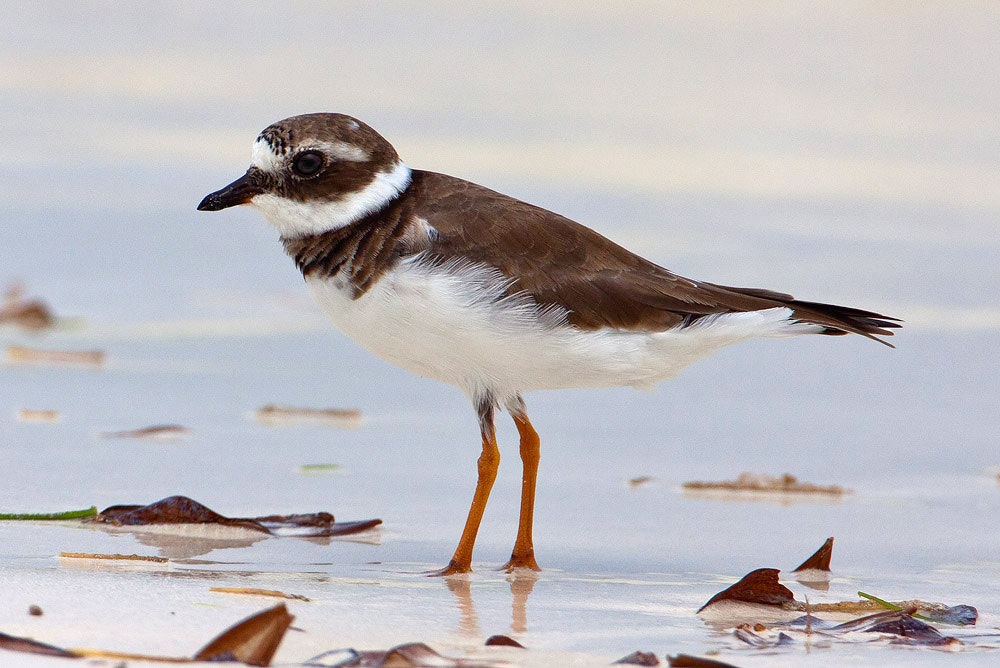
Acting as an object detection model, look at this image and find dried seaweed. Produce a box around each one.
[193,603,294,665]
[98,425,191,440]
[667,655,740,668]
[211,587,310,602]
[60,552,168,563]
[0,604,294,665]
[0,632,79,658]
[614,650,659,665]
[683,473,847,496]
[6,345,104,367]
[255,404,363,429]
[0,284,55,331]
[697,568,794,613]
[89,495,381,538]
[484,634,524,647]
[16,409,61,423]
[792,537,833,572]
[857,591,977,625]
[303,642,505,667]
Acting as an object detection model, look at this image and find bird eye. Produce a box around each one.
[291,151,324,177]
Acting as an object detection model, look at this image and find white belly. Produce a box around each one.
[305,256,818,401]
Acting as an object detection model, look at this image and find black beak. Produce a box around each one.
[197,171,263,211]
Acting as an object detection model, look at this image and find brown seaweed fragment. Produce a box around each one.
[95,496,271,533]
[697,568,795,613]
[0,604,294,665]
[98,425,191,440]
[828,609,963,646]
[91,495,381,538]
[801,598,978,621]
[0,632,79,658]
[614,650,659,665]
[0,284,55,331]
[194,603,294,665]
[211,587,310,602]
[683,473,847,496]
[305,642,504,667]
[255,404,363,429]
[6,345,104,367]
[16,409,61,423]
[484,634,524,647]
[60,552,168,563]
[667,655,740,668]
[792,537,833,572]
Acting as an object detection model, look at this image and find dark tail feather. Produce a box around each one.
[717,285,902,347]
[787,299,902,348]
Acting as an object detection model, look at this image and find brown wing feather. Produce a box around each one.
[407,171,900,343]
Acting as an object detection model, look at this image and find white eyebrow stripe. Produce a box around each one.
[250,139,369,172]
[314,140,370,162]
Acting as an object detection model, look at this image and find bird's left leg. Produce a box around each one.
[501,395,541,571]
[430,395,500,576]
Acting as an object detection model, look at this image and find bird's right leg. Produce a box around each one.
[430,396,499,576]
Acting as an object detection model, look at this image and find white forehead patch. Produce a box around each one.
[251,138,285,172]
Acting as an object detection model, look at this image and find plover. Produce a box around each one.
[198,113,899,574]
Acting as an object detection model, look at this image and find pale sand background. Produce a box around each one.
[1,2,998,665]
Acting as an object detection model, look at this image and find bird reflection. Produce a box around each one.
[444,576,482,637]
[442,569,539,639]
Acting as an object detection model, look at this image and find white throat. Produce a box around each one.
[250,160,412,238]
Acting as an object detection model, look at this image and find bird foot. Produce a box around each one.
[499,553,541,572]
[425,560,472,577]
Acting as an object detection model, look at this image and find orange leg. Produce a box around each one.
[501,405,541,571]
[430,402,499,576]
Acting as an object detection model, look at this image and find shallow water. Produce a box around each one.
[2,2,998,665]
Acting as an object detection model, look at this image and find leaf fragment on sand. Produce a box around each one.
[697,568,795,613]
[16,408,61,423]
[1,604,294,665]
[829,609,963,645]
[194,603,294,665]
[733,626,794,648]
[0,632,80,658]
[667,655,740,668]
[91,495,382,538]
[0,506,97,521]
[98,424,191,440]
[6,345,105,367]
[484,634,524,648]
[211,587,310,602]
[305,642,505,667]
[255,404,363,429]
[60,552,168,563]
[0,284,56,331]
[792,537,833,572]
[614,650,659,665]
[683,473,848,496]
